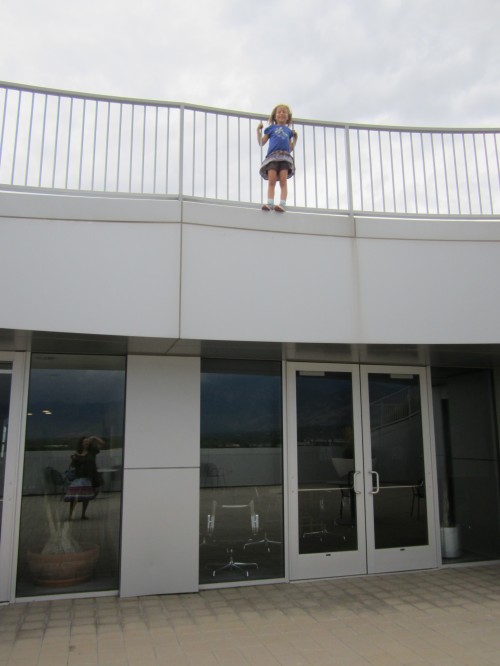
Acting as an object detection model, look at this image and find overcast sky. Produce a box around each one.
[2,0,499,127]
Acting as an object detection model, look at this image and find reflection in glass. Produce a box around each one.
[368,373,428,550]
[16,354,126,597]
[432,367,500,562]
[199,360,284,584]
[296,372,357,554]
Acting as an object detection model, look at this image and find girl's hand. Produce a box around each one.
[257,122,264,130]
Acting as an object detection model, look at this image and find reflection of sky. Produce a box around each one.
[297,374,353,432]
[201,373,281,435]
[26,368,126,440]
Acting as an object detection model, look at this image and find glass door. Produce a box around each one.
[287,363,438,581]
[287,363,366,580]
[361,366,437,574]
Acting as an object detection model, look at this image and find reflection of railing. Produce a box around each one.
[370,387,420,430]
[1,81,500,217]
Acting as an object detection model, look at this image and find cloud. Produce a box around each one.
[1,0,499,126]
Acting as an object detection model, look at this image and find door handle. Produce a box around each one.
[369,470,380,494]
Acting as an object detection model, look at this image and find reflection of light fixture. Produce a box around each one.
[42,410,52,415]
[27,412,33,416]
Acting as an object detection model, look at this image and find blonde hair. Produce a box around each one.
[268,104,293,125]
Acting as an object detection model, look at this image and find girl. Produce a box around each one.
[257,104,298,212]
[64,436,104,520]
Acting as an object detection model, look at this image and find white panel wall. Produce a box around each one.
[120,468,199,597]
[124,356,200,468]
[3,192,500,346]
[181,224,358,342]
[180,208,500,345]
[0,194,181,338]
[121,356,200,597]
[357,238,500,342]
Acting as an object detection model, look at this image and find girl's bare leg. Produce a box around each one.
[279,169,288,202]
[275,169,289,211]
[81,500,90,520]
[267,169,277,202]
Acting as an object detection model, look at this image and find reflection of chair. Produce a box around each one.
[411,479,425,519]
[301,489,342,541]
[244,487,282,553]
[200,497,217,546]
[207,487,259,577]
[331,458,354,479]
[339,471,356,523]
[332,458,356,526]
[44,467,66,496]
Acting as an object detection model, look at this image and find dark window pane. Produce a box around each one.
[368,374,428,550]
[16,354,126,597]
[432,367,500,562]
[296,372,358,554]
[200,360,284,583]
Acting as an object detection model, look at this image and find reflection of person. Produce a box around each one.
[64,436,104,520]
[257,104,298,212]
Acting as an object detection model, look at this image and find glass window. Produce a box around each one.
[368,373,428,549]
[296,371,358,554]
[199,359,284,584]
[432,367,500,562]
[16,354,126,597]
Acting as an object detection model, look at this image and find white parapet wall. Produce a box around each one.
[2,190,500,345]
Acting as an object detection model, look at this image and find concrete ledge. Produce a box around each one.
[356,216,500,241]
[3,189,500,242]
[182,200,354,237]
[0,190,181,223]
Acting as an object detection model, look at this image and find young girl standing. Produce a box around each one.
[257,104,298,212]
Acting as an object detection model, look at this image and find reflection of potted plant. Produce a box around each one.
[27,497,99,586]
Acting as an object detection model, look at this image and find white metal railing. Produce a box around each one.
[369,386,421,431]
[1,81,500,218]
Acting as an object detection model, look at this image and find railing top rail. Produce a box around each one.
[1,80,499,135]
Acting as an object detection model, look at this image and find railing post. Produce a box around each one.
[178,104,184,203]
[344,124,354,219]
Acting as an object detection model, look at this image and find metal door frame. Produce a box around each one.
[286,361,439,582]
[0,352,28,602]
[360,365,439,574]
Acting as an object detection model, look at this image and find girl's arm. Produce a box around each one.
[257,122,269,147]
[290,129,298,152]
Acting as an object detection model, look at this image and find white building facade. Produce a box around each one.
[1,82,500,602]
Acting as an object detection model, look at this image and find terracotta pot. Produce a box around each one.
[27,544,100,586]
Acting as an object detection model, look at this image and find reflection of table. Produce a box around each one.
[98,468,121,492]
[298,485,355,538]
[376,481,425,518]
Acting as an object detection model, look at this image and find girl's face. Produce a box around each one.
[275,106,290,124]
